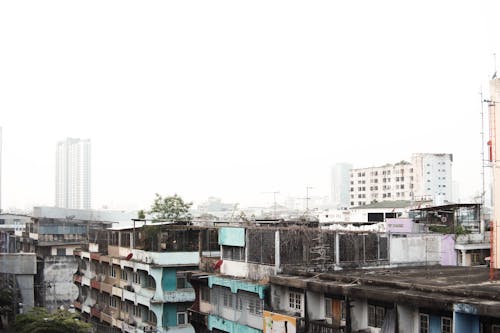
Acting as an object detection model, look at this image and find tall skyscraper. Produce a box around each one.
[55,138,91,209]
[331,163,352,209]
[0,127,2,213]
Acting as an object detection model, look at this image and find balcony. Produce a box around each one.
[121,322,137,333]
[73,301,82,310]
[187,309,208,326]
[101,281,113,294]
[151,289,195,303]
[309,320,344,333]
[112,286,122,298]
[90,278,101,290]
[73,274,82,284]
[123,289,135,303]
[101,311,113,324]
[91,306,101,318]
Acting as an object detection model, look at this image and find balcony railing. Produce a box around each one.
[91,306,101,318]
[187,308,208,326]
[101,311,113,324]
[90,278,101,290]
[101,281,113,294]
[309,320,344,333]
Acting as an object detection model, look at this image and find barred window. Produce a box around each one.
[368,305,385,328]
[289,292,301,311]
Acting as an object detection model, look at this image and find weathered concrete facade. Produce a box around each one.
[0,253,37,311]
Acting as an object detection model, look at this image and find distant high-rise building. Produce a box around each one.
[331,163,352,208]
[0,127,2,213]
[55,138,91,209]
[349,153,453,207]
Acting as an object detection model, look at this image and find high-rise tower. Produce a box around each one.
[55,138,91,209]
[331,162,352,209]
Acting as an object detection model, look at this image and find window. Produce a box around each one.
[133,306,141,317]
[222,246,245,261]
[133,272,141,284]
[223,290,233,308]
[249,298,262,315]
[492,325,500,333]
[289,292,301,311]
[56,248,66,256]
[419,314,429,333]
[237,296,243,311]
[146,275,156,289]
[110,265,117,278]
[201,287,210,302]
[177,312,187,325]
[177,277,187,289]
[109,296,118,308]
[368,305,385,328]
[325,298,332,317]
[121,270,128,281]
[441,317,452,333]
[341,301,346,320]
[148,310,157,324]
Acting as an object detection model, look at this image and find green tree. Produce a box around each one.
[148,193,193,222]
[14,308,92,333]
[0,287,13,329]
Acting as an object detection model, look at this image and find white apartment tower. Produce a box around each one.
[349,153,452,207]
[0,127,2,213]
[55,138,91,209]
[331,163,352,208]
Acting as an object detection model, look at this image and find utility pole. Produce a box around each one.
[262,191,280,219]
[305,186,314,215]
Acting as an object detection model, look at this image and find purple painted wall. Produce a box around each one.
[386,218,414,233]
[440,234,457,266]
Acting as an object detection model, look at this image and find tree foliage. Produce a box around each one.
[14,308,92,333]
[0,287,14,328]
[148,193,193,222]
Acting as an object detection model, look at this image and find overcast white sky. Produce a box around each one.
[1,0,499,211]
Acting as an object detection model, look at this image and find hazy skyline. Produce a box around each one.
[1,0,500,211]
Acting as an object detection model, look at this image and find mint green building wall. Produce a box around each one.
[219,227,245,247]
[163,303,178,327]
[162,267,177,291]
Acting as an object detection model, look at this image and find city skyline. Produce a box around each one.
[1,0,500,211]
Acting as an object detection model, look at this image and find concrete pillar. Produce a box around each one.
[461,250,467,267]
[274,230,280,274]
[335,233,340,265]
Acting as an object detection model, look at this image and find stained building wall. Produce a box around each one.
[41,255,79,312]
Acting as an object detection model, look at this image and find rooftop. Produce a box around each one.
[272,266,500,318]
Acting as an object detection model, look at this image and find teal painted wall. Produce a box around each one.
[208,315,262,333]
[429,315,441,333]
[219,227,245,247]
[455,313,480,333]
[162,268,177,291]
[163,303,178,327]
